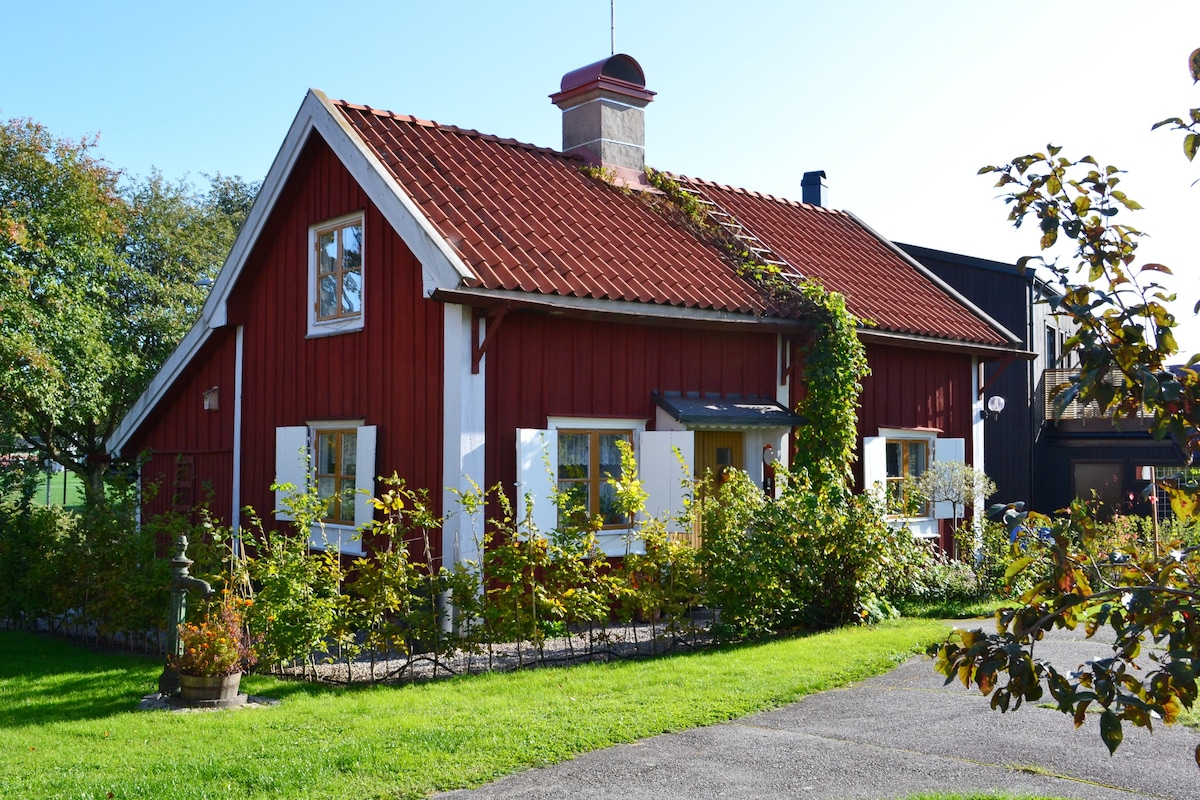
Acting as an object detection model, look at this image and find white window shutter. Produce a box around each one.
[516,428,557,538]
[274,426,310,521]
[862,436,886,506]
[933,437,965,519]
[353,425,377,532]
[638,430,694,533]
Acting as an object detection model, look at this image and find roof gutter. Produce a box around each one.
[857,327,1035,360]
[431,287,807,331]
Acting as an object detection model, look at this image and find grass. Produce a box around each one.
[897,597,1015,620]
[3,469,86,510]
[1,618,947,799]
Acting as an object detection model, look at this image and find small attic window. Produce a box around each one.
[203,387,219,411]
[307,213,365,337]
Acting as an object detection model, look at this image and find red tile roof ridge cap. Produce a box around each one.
[331,97,576,159]
[659,171,845,215]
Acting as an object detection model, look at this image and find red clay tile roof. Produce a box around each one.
[334,100,1009,347]
[684,177,1010,345]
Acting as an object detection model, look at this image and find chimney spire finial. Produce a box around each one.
[610,0,616,55]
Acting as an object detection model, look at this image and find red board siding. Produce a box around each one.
[857,343,974,447]
[485,313,780,495]
[134,328,238,520]
[856,342,976,552]
[127,133,445,556]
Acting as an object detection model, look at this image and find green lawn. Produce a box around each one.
[1,619,947,799]
[4,468,86,510]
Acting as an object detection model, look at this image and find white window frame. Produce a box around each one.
[274,420,376,555]
[307,212,365,338]
[864,428,962,540]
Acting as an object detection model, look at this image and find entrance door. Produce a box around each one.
[695,431,744,480]
[689,431,746,549]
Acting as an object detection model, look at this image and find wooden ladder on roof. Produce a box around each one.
[670,175,805,284]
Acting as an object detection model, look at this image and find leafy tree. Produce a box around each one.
[930,48,1200,766]
[0,116,257,506]
[910,460,996,553]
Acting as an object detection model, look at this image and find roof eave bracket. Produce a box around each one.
[472,305,509,374]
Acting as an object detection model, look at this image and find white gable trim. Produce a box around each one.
[108,89,475,455]
[310,90,473,295]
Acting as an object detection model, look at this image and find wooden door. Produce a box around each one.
[694,431,744,480]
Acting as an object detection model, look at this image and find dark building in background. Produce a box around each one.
[901,243,1183,517]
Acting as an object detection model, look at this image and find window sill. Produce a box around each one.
[308,524,365,556]
[596,531,646,558]
[306,317,364,338]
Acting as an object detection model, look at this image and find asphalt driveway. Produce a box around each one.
[437,625,1200,799]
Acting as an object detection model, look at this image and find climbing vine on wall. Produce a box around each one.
[639,168,868,484]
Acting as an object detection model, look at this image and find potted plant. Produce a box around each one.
[170,593,256,703]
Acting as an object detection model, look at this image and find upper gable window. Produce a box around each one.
[308,214,364,336]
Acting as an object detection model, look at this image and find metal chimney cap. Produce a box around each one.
[551,54,655,106]
[559,54,646,93]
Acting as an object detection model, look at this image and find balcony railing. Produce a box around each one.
[1039,368,1150,422]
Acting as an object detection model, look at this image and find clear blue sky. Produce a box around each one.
[5,0,1199,349]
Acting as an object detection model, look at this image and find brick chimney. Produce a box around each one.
[551,54,655,185]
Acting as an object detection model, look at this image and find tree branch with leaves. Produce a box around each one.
[930,48,1200,767]
[0,116,258,506]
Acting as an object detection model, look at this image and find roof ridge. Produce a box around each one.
[663,171,842,214]
[332,98,574,159]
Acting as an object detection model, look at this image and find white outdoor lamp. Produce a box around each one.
[762,443,776,497]
[983,395,1006,422]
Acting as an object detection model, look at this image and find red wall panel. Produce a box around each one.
[126,133,445,552]
[134,328,238,520]
[857,343,973,449]
[485,313,780,497]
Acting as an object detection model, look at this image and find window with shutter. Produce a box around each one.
[273,423,376,555]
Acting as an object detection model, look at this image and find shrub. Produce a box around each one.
[241,502,341,675]
[698,465,901,638]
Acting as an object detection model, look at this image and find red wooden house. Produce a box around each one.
[109,55,1021,562]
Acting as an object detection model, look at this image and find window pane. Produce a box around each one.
[557,480,590,524]
[558,433,589,479]
[342,270,362,314]
[885,442,902,478]
[319,275,338,318]
[318,231,337,275]
[317,476,336,501]
[910,443,927,477]
[341,433,356,476]
[338,478,356,522]
[599,482,623,525]
[318,433,337,475]
[342,224,362,270]
[599,434,625,479]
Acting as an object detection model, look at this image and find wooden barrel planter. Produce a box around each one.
[177,673,245,709]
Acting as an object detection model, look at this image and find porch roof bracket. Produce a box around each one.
[978,354,1016,399]
[472,305,509,374]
